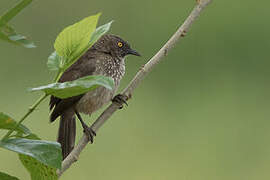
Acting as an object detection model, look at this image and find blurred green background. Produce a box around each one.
[1,0,270,179]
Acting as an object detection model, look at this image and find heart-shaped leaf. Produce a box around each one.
[54,13,100,72]
[30,75,114,99]
[47,21,113,72]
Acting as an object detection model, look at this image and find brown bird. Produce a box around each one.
[49,34,140,159]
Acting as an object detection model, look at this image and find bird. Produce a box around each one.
[49,34,140,159]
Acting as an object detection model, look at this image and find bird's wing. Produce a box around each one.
[49,51,96,122]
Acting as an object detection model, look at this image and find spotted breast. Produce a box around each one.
[76,54,125,115]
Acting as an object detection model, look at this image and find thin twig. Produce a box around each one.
[57,0,212,176]
[2,94,48,140]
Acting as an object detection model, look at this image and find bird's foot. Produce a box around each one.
[112,94,128,109]
[82,125,96,144]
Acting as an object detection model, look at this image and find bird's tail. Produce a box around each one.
[57,111,76,160]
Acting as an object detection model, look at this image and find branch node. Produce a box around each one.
[181,30,187,37]
[28,107,35,112]
[164,49,168,56]
[140,64,147,74]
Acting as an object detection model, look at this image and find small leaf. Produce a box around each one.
[54,13,100,71]
[19,154,58,180]
[0,138,62,169]
[0,112,31,134]
[0,171,20,180]
[0,0,35,48]
[88,21,113,47]
[0,25,36,48]
[0,0,33,27]
[47,51,64,71]
[30,75,115,99]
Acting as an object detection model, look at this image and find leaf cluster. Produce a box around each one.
[0,1,113,179]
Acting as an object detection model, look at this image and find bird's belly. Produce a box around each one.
[76,87,114,115]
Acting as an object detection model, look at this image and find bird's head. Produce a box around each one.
[92,34,141,59]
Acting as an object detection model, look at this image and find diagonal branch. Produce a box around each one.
[57,0,213,176]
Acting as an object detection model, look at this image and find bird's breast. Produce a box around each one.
[76,86,115,115]
[76,58,125,115]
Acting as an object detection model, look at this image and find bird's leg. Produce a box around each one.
[75,110,96,143]
[112,94,128,109]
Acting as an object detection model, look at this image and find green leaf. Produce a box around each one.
[54,13,100,71]
[0,171,20,180]
[47,21,113,72]
[30,75,115,99]
[47,51,64,71]
[0,112,31,134]
[0,0,35,48]
[19,154,58,180]
[0,0,33,27]
[88,21,113,48]
[0,25,36,48]
[13,134,58,180]
[0,138,62,169]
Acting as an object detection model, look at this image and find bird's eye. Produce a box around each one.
[117,42,123,48]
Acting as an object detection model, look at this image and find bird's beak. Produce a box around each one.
[127,48,141,56]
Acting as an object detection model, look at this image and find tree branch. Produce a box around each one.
[57,0,213,176]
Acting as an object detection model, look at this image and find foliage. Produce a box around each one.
[47,21,113,72]
[19,154,58,180]
[0,2,113,179]
[0,113,60,180]
[54,13,100,71]
[0,138,62,169]
[0,0,35,48]
[30,75,114,99]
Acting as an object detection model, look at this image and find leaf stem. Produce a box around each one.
[53,70,62,82]
[0,0,33,27]
[2,93,48,140]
